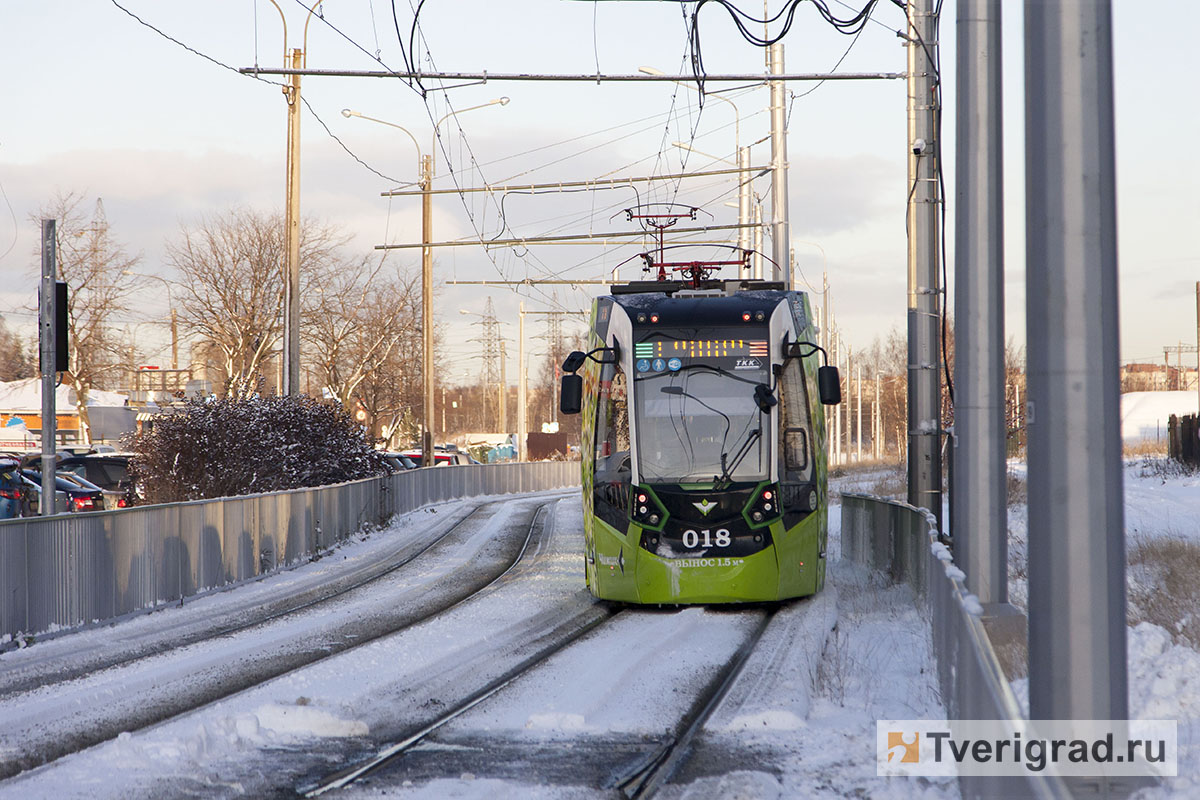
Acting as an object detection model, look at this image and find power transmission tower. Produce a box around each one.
[465,298,504,430]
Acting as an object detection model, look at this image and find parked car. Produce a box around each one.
[401,450,479,466]
[380,452,419,473]
[54,454,137,508]
[0,457,30,519]
[17,472,69,515]
[21,469,105,512]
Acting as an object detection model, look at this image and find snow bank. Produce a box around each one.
[1122,391,1198,443]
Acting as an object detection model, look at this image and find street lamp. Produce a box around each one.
[344,98,510,466]
[123,270,179,372]
[263,0,330,396]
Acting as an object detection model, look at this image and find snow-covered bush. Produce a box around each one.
[130,395,387,503]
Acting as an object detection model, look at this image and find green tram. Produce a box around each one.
[560,281,841,604]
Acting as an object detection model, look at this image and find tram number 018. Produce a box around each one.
[682,529,731,548]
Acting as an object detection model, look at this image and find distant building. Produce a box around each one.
[0,378,135,449]
[1121,362,1197,394]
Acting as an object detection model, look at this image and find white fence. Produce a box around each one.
[1,462,577,644]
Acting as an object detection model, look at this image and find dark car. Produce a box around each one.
[380,452,419,473]
[0,457,29,519]
[21,469,105,512]
[54,454,137,508]
[17,472,69,515]
[401,450,479,466]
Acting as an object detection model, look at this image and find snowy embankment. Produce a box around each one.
[1007,458,1200,798]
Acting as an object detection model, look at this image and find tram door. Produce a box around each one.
[591,354,637,598]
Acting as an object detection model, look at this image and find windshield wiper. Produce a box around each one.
[716,427,762,489]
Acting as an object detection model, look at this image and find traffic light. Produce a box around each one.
[38,281,69,374]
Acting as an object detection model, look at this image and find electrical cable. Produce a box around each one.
[111,0,408,187]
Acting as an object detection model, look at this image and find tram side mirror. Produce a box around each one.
[562,350,587,373]
[560,374,583,415]
[818,366,842,405]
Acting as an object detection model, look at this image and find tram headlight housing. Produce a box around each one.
[743,482,782,529]
[629,485,668,531]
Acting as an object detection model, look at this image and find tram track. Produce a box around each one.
[612,607,777,799]
[307,604,791,800]
[0,499,485,696]
[0,492,571,782]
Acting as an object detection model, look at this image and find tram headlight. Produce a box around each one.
[744,483,782,528]
[630,485,667,531]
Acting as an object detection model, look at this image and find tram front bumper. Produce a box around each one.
[631,545,783,604]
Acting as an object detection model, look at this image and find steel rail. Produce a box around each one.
[0,500,488,695]
[613,608,777,799]
[301,607,620,797]
[0,494,567,780]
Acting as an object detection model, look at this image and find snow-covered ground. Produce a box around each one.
[4,457,1196,798]
[0,480,951,799]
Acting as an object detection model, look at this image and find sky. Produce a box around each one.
[0,1,1197,391]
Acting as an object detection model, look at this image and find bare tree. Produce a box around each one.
[347,284,425,446]
[33,193,142,442]
[166,208,345,399]
[304,259,419,410]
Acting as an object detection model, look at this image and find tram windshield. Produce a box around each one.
[632,330,771,484]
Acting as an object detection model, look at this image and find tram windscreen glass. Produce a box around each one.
[632,331,771,483]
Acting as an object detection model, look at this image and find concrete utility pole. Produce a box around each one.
[499,340,508,434]
[738,146,752,277]
[768,42,791,286]
[1196,282,1199,410]
[40,220,57,516]
[952,0,1006,604]
[422,153,435,466]
[518,304,527,462]
[906,0,943,530]
[1025,0,1127,725]
[283,46,302,396]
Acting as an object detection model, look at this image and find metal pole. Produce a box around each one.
[952,0,1007,603]
[769,42,790,286]
[752,205,764,280]
[422,154,435,467]
[906,0,943,529]
[40,220,57,515]
[738,146,752,278]
[282,47,302,396]
[170,308,179,372]
[499,340,508,434]
[878,371,888,460]
[518,304,527,462]
[1025,0,1126,723]
[856,364,862,462]
[1196,282,1199,412]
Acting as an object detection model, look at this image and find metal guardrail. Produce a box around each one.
[840,493,1070,800]
[1,462,577,645]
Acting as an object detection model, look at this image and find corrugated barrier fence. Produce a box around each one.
[1,462,577,644]
[840,493,1070,800]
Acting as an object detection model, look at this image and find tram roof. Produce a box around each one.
[609,279,787,297]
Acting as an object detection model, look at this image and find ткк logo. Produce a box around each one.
[887,731,920,763]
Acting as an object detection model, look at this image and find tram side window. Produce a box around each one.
[778,357,813,480]
[594,360,631,476]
